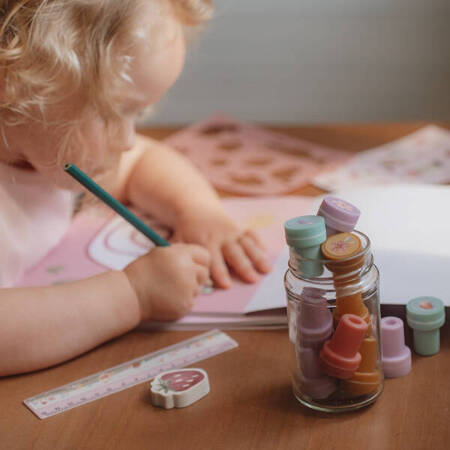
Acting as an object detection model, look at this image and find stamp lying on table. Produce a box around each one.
[150,368,210,409]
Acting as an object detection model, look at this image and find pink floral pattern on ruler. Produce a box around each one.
[26,331,235,414]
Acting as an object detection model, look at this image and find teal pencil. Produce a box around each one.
[64,163,170,247]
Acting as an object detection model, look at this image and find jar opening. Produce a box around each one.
[288,230,373,282]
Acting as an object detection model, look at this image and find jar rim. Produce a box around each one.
[289,230,371,265]
[287,230,373,282]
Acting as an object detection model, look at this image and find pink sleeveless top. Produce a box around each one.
[0,163,75,287]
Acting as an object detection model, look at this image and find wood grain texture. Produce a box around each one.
[1,123,449,450]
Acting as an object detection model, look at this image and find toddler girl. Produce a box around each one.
[0,0,271,376]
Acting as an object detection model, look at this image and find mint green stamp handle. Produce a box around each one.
[406,296,445,356]
[285,216,327,278]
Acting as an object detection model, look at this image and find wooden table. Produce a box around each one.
[1,123,449,450]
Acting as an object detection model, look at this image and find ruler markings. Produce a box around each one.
[24,330,238,419]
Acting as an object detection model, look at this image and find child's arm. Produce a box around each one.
[115,134,222,226]
[119,134,272,289]
[0,271,139,376]
[0,243,209,376]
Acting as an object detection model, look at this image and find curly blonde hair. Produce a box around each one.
[0,0,212,126]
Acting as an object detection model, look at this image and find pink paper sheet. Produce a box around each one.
[18,197,315,320]
[164,114,350,196]
[314,125,450,190]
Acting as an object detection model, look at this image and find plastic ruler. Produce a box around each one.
[24,329,238,419]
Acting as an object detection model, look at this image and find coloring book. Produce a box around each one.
[18,196,316,329]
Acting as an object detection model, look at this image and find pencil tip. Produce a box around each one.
[64,163,71,171]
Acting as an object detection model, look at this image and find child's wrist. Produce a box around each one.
[173,197,224,223]
[110,269,144,324]
[122,265,152,321]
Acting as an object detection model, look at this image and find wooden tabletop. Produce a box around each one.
[1,123,449,450]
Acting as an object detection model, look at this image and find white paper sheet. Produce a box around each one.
[245,247,289,313]
[311,184,450,306]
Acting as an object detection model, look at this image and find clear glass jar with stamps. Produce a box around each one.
[285,231,384,412]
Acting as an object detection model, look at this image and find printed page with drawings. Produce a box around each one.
[18,196,316,330]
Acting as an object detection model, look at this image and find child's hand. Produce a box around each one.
[171,207,272,289]
[123,244,210,321]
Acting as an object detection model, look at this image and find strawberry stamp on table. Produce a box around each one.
[150,368,210,409]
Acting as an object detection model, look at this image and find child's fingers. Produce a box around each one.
[209,247,232,289]
[185,244,211,267]
[195,264,210,286]
[222,241,259,284]
[238,235,272,274]
[242,229,267,251]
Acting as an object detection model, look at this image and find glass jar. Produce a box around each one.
[285,231,384,412]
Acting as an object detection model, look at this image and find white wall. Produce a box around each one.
[144,0,450,125]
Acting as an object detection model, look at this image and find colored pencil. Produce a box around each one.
[64,163,170,247]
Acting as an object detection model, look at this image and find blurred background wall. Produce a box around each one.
[142,0,450,125]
